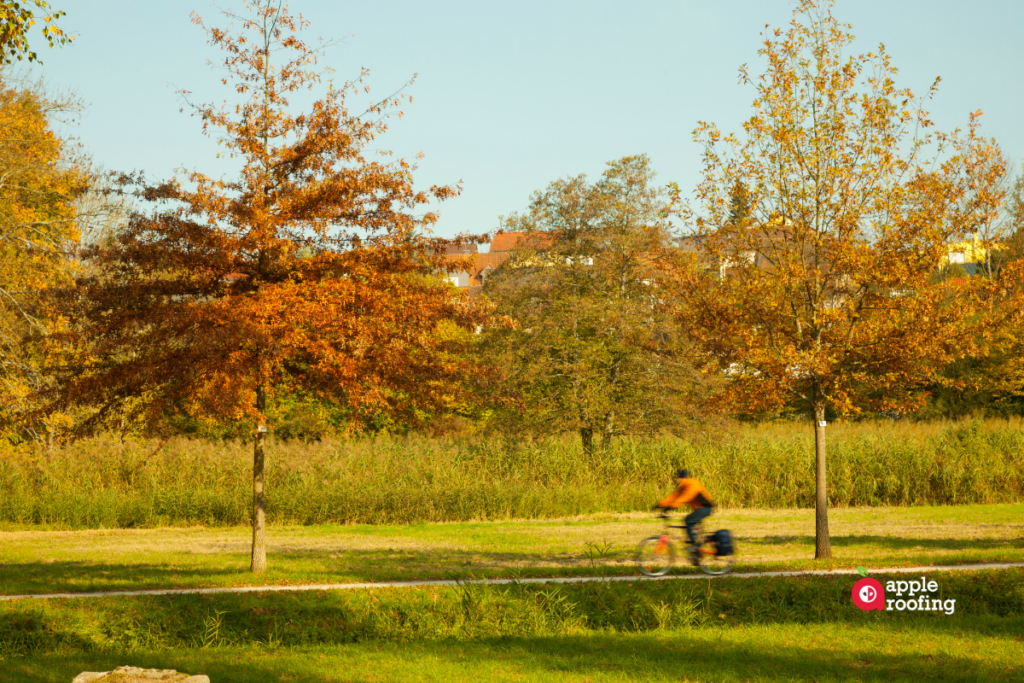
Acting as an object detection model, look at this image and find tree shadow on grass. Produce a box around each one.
[0,546,632,596]
[0,609,95,660]
[474,631,1022,683]
[3,629,1021,683]
[0,560,257,595]
[747,534,1023,551]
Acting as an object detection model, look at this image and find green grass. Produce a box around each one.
[7,625,1024,683]
[1,503,1021,595]
[4,420,1021,680]
[2,569,1023,681]
[1,418,1023,528]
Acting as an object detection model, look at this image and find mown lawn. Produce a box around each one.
[5,620,1023,682]
[0,503,1021,595]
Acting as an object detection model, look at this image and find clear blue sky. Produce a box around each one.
[29,0,1024,243]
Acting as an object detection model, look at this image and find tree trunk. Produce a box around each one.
[601,411,614,452]
[813,401,832,559]
[251,384,268,574]
[602,360,619,453]
[580,426,594,457]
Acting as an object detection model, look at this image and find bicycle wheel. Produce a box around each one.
[697,538,736,576]
[635,534,675,577]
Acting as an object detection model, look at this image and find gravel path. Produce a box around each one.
[4,562,1023,601]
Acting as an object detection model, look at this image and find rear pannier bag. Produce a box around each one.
[712,529,734,556]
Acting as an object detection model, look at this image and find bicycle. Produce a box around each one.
[635,513,736,576]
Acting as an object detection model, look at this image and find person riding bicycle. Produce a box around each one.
[654,469,715,564]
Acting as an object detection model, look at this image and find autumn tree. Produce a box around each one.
[0,1,71,64]
[43,1,488,574]
[485,155,712,455]
[0,74,90,440]
[992,169,1024,400]
[1002,165,1024,263]
[939,166,1024,415]
[672,0,1008,559]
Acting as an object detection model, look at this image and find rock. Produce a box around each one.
[72,667,210,683]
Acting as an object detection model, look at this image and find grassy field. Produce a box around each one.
[1,419,1023,528]
[7,622,1022,683]
[3,421,1022,681]
[6,621,1024,682]
[2,569,1022,681]
[1,503,1021,595]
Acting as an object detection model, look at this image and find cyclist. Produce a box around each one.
[654,468,715,564]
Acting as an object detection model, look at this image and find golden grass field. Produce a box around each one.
[2,418,1023,528]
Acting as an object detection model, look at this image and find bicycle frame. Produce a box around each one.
[637,513,735,577]
[654,513,708,550]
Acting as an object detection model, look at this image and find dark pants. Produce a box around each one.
[685,506,712,545]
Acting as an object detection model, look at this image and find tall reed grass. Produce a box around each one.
[0,419,1021,528]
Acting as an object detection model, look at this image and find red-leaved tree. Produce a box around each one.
[44,0,489,574]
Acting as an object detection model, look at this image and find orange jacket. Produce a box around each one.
[658,477,715,510]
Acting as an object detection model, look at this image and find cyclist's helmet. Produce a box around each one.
[676,468,690,479]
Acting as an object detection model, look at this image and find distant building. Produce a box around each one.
[442,243,478,256]
[488,232,529,254]
[443,232,540,295]
[942,237,1001,272]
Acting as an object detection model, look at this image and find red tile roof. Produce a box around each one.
[488,232,524,253]
[489,231,554,252]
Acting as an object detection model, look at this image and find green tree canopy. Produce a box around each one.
[484,155,714,455]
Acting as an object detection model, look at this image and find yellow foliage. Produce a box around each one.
[0,75,86,439]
